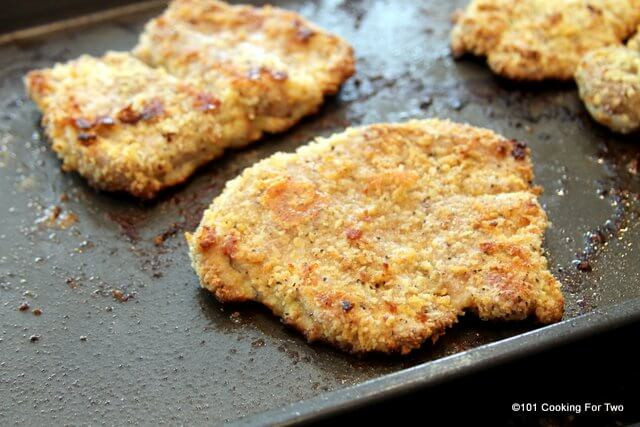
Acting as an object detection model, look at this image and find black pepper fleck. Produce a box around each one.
[419,96,433,110]
[271,70,288,81]
[74,117,93,130]
[140,98,165,121]
[511,140,528,160]
[77,133,97,144]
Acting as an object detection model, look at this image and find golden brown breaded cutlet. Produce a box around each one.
[25,1,354,198]
[575,29,640,134]
[134,0,355,144]
[186,119,564,354]
[451,0,640,81]
[24,52,225,199]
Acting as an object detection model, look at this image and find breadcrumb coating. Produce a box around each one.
[24,52,224,198]
[628,29,640,51]
[451,0,640,81]
[134,0,355,143]
[25,0,354,198]
[575,28,640,133]
[186,120,564,354]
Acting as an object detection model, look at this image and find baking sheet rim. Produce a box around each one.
[240,296,640,425]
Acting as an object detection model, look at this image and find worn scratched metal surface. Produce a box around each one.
[1,0,639,424]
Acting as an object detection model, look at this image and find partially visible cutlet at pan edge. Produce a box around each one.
[24,0,354,198]
[451,0,640,81]
[186,119,564,354]
[575,29,640,134]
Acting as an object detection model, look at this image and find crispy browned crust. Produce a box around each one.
[628,30,640,51]
[134,0,355,143]
[24,52,224,199]
[24,0,354,198]
[451,0,640,81]
[187,119,564,354]
[575,28,640,134]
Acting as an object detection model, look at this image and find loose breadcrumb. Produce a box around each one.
[186,119,564,354]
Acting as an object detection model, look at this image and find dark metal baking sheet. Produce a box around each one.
[0,0,639,425]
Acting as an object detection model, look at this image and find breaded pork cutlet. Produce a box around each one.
[25,1,354,198]
[451,0,640,81]
[134,0,355,144]
[186,120,563,354]
[25,52,227,198]
[575,29,640,134]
